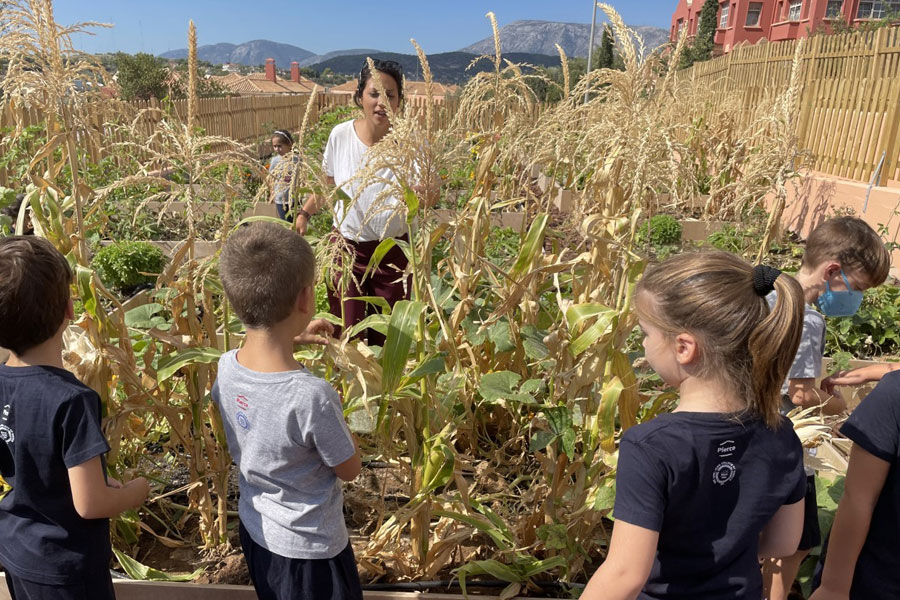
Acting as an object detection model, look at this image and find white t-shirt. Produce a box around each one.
[323,120,407,242]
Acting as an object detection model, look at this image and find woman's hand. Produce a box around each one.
[294,318,334,346]
[295,214,309,235]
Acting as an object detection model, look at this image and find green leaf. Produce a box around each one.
[479,371,524,403]
[488,319,516,353]
[565,302,613,332]
[345,295,392,314]
[406,355,446,380]
[545,406,572,436]
[521,325,549,359]
[156,347,222,382]
[113,548,203,581]
[598,377,624,453]
[404,185,419,224]
[125,303,165,328]
[509,213,549,282]
[520,378,545,394]
[529,430,556,452]
[362,238,398,283]
[536,524,569,550]
[560,427,576,458]
[380,300,425,395]
[592,481,617,512]
[345,313,389,340]
[570,309,616,356]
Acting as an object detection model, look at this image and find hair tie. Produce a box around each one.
[274,130,293,144]
[752,264,781,296]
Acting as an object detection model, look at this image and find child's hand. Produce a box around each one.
[822,369,867,393]
[125,477,151,508]
[294,318,334,346]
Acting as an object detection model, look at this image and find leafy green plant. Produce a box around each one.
[638,214,682,246]
[91,241,166,295]
[826,284,900,359]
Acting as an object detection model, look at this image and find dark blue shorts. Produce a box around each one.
[239,521,363,600]
[798,474,822,551]
[4,568,115,600]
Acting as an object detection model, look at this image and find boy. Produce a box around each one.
[809,371,900,600]
[0,236,149,600]
[762,216,891,600]
[214,222,363,600]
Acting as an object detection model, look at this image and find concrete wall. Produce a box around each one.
[773,171,900,277]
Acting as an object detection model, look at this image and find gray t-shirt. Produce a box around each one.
[212,350,356,559]
[766,291,826,398]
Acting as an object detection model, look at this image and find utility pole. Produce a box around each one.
[585,0,599,104]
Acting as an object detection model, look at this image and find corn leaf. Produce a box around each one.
[380,300,425,395]
[156,347,222,382]
[112,548,203,581]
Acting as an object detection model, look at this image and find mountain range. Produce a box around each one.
[158,20,669,69]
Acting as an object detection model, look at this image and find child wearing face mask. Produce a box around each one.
[762,216,892,600]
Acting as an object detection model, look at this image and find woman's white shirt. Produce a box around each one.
[323,120,407,242]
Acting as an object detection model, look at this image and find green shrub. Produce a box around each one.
[92,241,166,294]
[826,284,900,361]
[638,214,682,246]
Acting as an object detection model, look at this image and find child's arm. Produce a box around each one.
[787,378,846,415]
[69,456,150,520]
[809,444,890,600]
[758,498,804,558]
[332,442,361,482]
[821,363,900,395]
[581,520,659,600]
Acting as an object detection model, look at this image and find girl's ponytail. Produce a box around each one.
[747,267,804,426]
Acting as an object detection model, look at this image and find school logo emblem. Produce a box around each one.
[713,461,736,485]
[236,411,250,430]
[0,424,12,444]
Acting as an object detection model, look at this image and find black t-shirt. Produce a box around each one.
[840,370,900,600]
[0,364,111,584]
[613,411,806,599]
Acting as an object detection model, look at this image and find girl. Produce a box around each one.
[582,251,808,600]
[295,60,433,346]
[269,129,298,222]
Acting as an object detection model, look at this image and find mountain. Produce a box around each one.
[298,49,384,68]
[306,51,565,85]
[160,40,316,66]
[459,20,669,58]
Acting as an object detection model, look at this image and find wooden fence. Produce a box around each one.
[0,92,460,187]
[684,27,900,185]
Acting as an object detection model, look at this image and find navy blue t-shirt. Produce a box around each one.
[613,411,806,599]
[839,370,900,600]
[0,364,111,585]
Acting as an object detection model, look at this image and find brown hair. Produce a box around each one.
[0,236,72,354]
[219,222,315,328]
[802,217,890,288]
[636,251,804,427]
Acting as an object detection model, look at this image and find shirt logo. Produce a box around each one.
[236,411,250,430]
[235,395,249,410]
[0,424,13,444]
[713,461,736,485]
[717,440,736,457]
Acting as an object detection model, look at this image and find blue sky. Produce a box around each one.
[53,1,675,56]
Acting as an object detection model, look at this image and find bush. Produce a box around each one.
[638,214,682,246]
[92,241,166,295]
[826,284,900,361]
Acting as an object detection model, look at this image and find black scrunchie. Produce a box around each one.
[752,264,782,297]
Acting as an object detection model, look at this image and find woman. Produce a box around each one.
[296,60,433,346]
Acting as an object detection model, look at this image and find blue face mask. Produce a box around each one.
[815,269,864,317]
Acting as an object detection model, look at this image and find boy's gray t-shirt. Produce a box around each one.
[212,350,356,559]
[766,291,826,396]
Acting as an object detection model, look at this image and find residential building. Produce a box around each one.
[211,59,320,95]
[670,0,900,53]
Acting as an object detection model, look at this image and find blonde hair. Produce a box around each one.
[219,222,315,328]
[636,251,804,427]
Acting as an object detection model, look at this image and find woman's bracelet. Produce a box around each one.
[296,208,311,221]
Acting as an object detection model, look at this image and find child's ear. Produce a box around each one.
[65,297,75,320]
[674,332,699,366]
[295,285,314,314]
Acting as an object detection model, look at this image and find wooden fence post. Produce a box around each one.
[878,77,900,186]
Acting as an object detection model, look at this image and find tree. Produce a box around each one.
[691,0,720,63]
[595,25,615,71]
[114,52,169,101]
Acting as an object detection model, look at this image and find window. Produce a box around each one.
[746,2,763,26]
[719,2,730,28]
[788,0,802,21]
[826,0,843,17]
[677,18,685,34]
[857,2,900,18]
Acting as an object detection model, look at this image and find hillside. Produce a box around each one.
[160,40,315,66]
[307,51,566,85]
[460,20,669,57]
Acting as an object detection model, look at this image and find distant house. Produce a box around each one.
[670,0,900,54]
[211,59,320,95]
[329,79,458,101]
